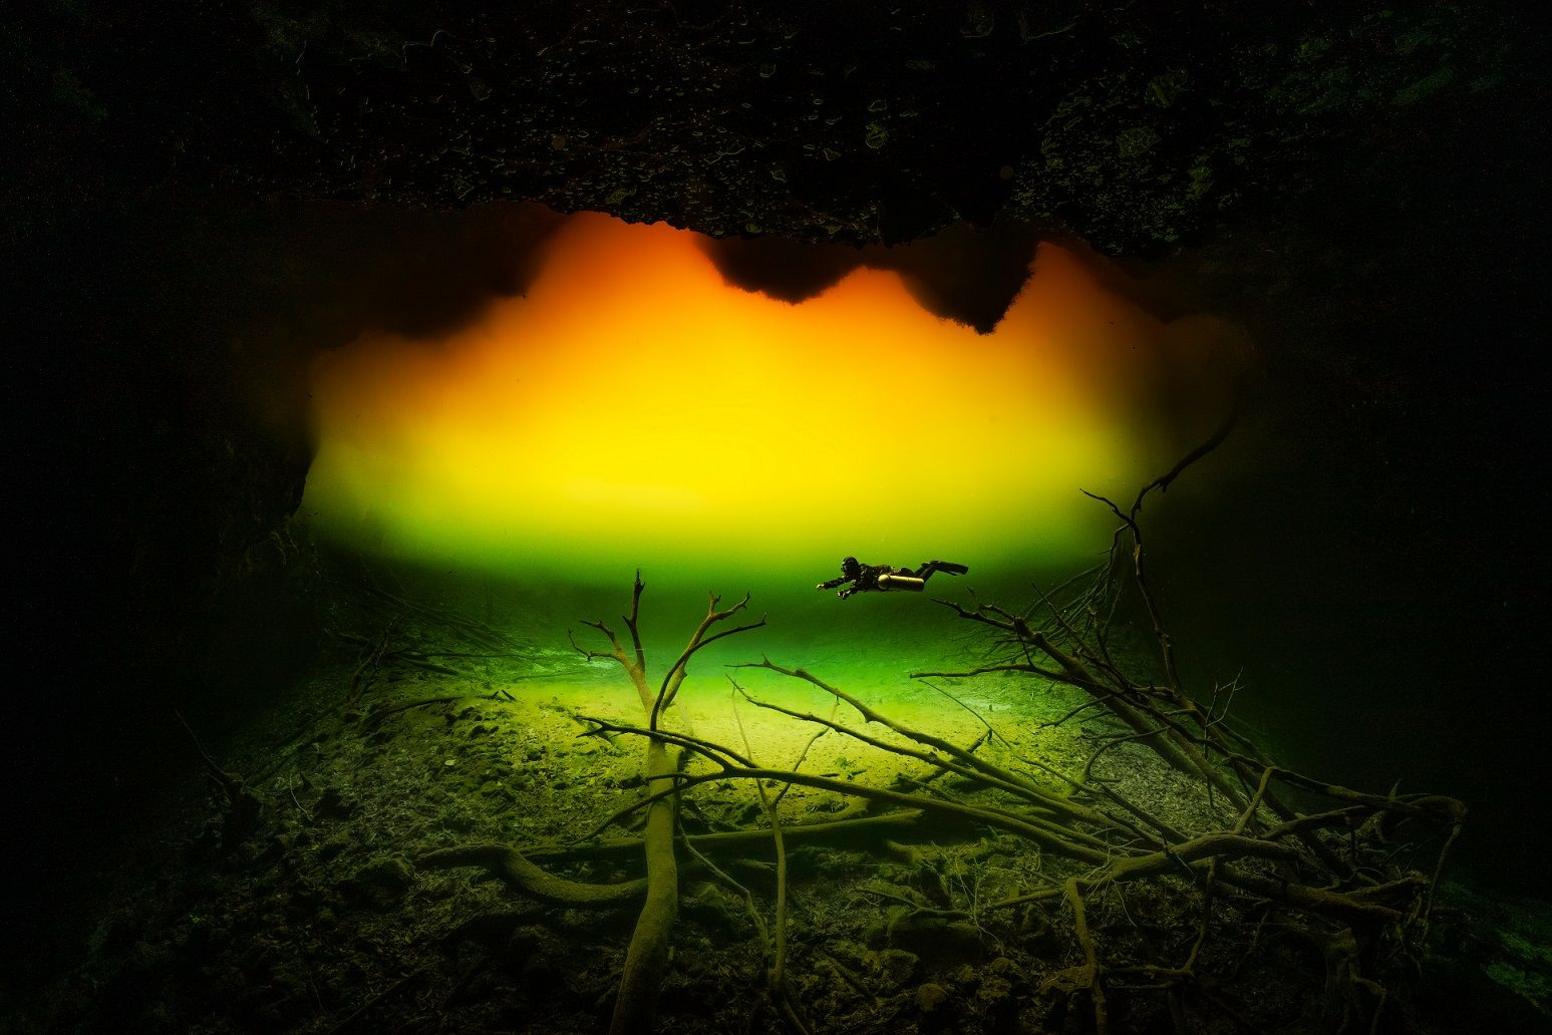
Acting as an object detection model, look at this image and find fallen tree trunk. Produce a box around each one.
[609,737,680,1034]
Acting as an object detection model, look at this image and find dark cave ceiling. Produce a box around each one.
[4,2,1524,253]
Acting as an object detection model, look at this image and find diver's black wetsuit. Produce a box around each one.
[817,557,969,599]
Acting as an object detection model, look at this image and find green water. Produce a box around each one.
[342,548,1098,706]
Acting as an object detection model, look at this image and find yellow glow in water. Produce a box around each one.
[302,213,1216,582]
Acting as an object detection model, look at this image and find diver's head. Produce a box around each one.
[841,556,861,579]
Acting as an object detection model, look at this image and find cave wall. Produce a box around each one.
[1,200,569,945]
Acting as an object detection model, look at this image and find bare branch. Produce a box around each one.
[650,592,765,729]
[623,569,647,672]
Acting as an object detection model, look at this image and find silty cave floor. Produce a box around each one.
[22,576,1552,1034]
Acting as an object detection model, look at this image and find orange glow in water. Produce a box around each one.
[302,213,1242,582]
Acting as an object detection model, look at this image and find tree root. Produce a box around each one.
[416,845,647,907]
[527,811,930,864]
[1038,878,1107,1035]
[418,811,944,908]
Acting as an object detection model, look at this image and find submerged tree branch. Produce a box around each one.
[400,423,1459,1035]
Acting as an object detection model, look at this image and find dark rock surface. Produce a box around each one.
[3,3,1529,251]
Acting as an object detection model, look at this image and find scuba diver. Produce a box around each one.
[816,557,969,599]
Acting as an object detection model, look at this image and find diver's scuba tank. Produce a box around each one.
[875,572,927,592]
